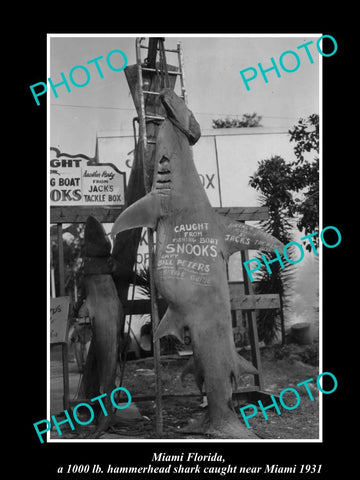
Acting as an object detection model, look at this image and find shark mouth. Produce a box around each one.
[155,155,172,194]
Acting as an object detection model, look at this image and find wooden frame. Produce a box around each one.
[50,205,269,224]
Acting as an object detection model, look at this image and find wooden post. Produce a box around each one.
[55,225,68,408]
[147,229,163,434]
[136,37,163,435]
[57,223,65,296]
[50,243,56,298]
[177,41,187,105]
[240,248,264,391]
[279,294,286,345]
[62,343,70,410]
[213,136,223,208]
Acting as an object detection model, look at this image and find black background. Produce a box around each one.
[18,15,353,479]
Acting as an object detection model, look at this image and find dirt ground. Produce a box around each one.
[51,342,320,441]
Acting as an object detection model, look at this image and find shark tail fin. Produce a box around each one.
[154,307,185,343]
[111,192,161,239]
[217,213,284,257]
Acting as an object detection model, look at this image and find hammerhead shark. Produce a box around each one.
[111,88,283,438]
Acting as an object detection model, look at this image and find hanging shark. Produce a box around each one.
[111,88,284,439]
[81,216,125,436]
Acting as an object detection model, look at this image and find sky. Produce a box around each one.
[49,34,321,157]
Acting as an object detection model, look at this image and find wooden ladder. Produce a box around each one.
[134,37,189,435]
[135,37,188,143]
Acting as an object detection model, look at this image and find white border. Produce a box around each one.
[47,33,323,444]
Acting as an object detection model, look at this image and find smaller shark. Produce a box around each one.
[111,89,283,438]
[81,216,125,436]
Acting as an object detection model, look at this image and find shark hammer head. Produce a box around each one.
[159,88,201,146]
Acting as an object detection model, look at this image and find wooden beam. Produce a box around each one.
[216,206,269,221]
[123,299,166,316]
[50,206,125,224]
[123,294,280,316]
[71,386,262,405]
[50,205,268,224]
[147,228,163,435]
[230,294,280,310]
[57,224,65,296]
[240,248,264,390]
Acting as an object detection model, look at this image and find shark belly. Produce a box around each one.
[153,213,258,438]
[154,210,224,303]
[85,275,122,395]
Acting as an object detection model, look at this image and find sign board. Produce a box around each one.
[96,132,221,206]
[50,296,70,344]
[193,136,221,206]
[96,128,297,210]
[50,150,126,207]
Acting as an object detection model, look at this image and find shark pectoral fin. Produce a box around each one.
[154,308,184,343]
[111,193,161,238]
[218,214,284,256]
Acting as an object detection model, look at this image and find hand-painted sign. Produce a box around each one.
[50,150,126,206]
[159,222,219,287]
[50,296,70,344]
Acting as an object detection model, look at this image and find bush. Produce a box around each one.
[273,342,319,366]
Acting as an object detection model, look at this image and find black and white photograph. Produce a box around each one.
[23,27,352,478]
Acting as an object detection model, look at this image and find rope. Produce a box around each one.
[158,39,170,88]
[132,117,138,150]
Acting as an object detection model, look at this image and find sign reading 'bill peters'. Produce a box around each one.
[50,151,126,206]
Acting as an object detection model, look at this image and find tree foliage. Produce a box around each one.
[247,114,319,343]
[289,114,319,162]
[251,114,319,247]
[287,114,319,244]
[249,156,294,344]
[212,113,262,129]
[50,224,85,302]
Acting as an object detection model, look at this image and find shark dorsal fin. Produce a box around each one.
[217,213,284,257]
[111,192,161,238]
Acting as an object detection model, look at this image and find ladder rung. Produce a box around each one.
[140,45,178,53]
[145,114,165,121]
[142,67,181,75]
[142,91,186,100]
